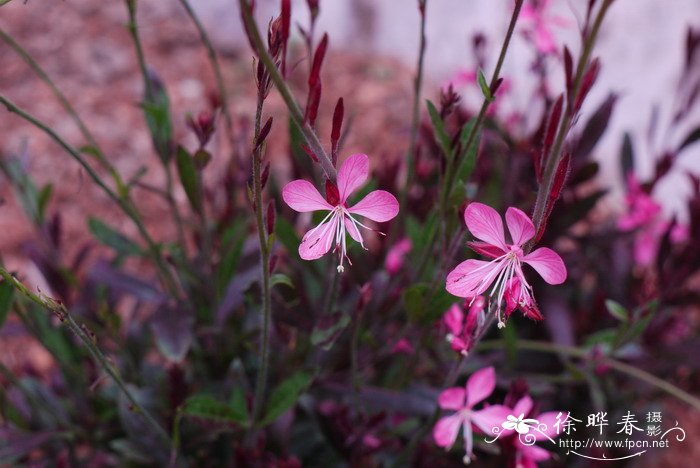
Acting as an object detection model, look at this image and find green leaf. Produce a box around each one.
[183,394,248,426]
[141,73,173,163]
[261,372,313,426]
[426,100,452,159]
[454,118,480,182]
[0,279,15,329]
[477,69,493,102]
[37,184,53,221]
[311,312,351,350]
[88,218,142,257]
[176,146,202,214]
[605,299,629,322]
[270,274,294,289]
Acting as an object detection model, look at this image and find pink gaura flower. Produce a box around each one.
[443,297,485,355]
[502,396,561,468]
[445,203,567,328]
[520,0,570,56]
[433,367,510,464]
[282,154,399,272]
[617,173,661,231]
[385,238,412,274]
[504,278,543,321]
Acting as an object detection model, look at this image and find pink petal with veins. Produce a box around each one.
[505,207,535,246]
[282,180,333,212]
[337,153,369,202]
[446,259,505,298]
[464,203,507,251]
[348,190,399,222]
[523,247,567,284]
[299,216,338,260]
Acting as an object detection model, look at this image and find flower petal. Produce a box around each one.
[348,190,399,222]
[505,207,535,246]
[471,405,511,434]
[513,396,534,418]
[433,414,463,449]
[438,387,466,411]
[446,260,504,298]
[467,241,506,259]
[532,411,561,440]
[518,443,551,463]
[443,304,464,336]
[337,153,369,202]
[466,366,496,407]
[282,180,333,212]
[344,217,363,243]
[523,247,567,284]
[299,216,338,260]
[464,203,507,251]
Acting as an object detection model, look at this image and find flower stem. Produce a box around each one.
[0,267,173,447]
[238,0,336,180]
[477,339,700,411]
[530,0,613,237]
[0,95,180,296]
[250,92,273,428]
[397,0,428,224]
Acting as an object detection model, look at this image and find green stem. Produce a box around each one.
[177,0,233,137]
[250,93,273,428]
[398,0,428,223]
[530,0,613,237]
[238,0,336,180]
[477,339,700,411]
[0,267,173,447]
[0,95,180,296]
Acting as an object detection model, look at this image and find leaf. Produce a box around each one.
[37,184,53,221]
[453,118,481,186]
[183,394,248,426]
[574,94,617,160]
[678,126,700,152]
[150,305,194,362]
[0,279,14,329]
[270,273,294,289]
[88,218,143,257]
[426,100,452,159]
[605,299,629,322]
[141,70,173,163]
[311,312,351,350]
[261,372,313,426]
[620,132,634,177]
[176,146,202,214]
[477,69,493,102]
[403,283,457,324]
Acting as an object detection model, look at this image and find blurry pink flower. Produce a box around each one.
[391,338,414,355]
[503,395,561,468]
[282,154,399,272]
[433,367,510,464]
[385,238,412,274]
[443,297,485,355]
[445,68,476,89]
[446,203,566,328]
[617,173,661,231]
[520,0,570,55]
[618,173,689,266]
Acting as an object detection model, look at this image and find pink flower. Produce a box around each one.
[391,338,414,355]
[433,367,510,464]
[504,277,543,321]
[282,154,399,272]
[445,203,566,328]
[385,238,412,274]
[520,0,570,56]
[443,298,485,355]
[503,396,561,468]
[617,173,661,231]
